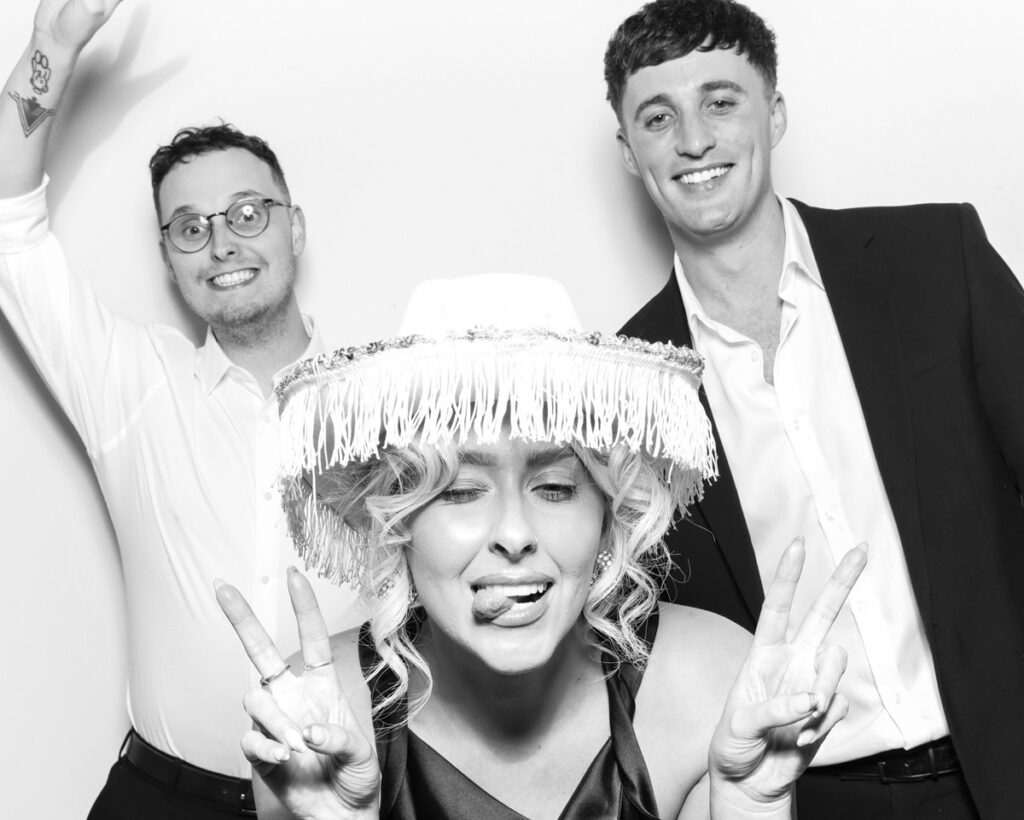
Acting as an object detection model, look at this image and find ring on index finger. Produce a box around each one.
[302,657,335,672]
[259,664,291,687]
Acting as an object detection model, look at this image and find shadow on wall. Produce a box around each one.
[46,5,188,214]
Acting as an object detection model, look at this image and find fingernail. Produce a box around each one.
[304,725,326,745]
[284,727,307,752]
[797,728,816,747]
[274,745,290,762]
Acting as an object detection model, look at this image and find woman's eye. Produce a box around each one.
[438,485,485,504]
[535,483,578,502]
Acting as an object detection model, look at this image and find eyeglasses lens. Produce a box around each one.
[167,199,272,252]
[226,199,271,237]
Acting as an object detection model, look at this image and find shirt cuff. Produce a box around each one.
[0,175,50,252]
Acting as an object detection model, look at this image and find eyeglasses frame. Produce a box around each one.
[159,197,292,254]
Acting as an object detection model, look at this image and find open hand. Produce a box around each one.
[709,539,867,810]
[217,568,379,820]
[33,0,123,53]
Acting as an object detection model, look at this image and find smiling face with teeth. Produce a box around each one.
[616,46,786,250]
[405,435,606,676]
[157,147,305,336]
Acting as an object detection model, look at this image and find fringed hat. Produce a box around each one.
[276,274,717,586]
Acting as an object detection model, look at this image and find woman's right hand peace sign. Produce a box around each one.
[216,568,379,820]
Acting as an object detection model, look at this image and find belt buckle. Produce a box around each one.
[876,747,941,784]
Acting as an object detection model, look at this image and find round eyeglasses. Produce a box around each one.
[160,197,291,253]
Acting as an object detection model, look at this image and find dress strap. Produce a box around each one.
[603,608,661,818]
[357,623,409,818]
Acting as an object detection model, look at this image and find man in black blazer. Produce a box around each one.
[608,2,1024,818]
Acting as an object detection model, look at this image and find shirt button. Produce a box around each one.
[261,415,271,424]
[260,575,270,585]
[264,491,274,501]
[894,691,903,705]
[749,350,759,363]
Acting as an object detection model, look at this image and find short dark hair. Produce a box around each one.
[148,123,290,217]
[604,0,777,119]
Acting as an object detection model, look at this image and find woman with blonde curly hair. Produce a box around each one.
[218,275,864,819]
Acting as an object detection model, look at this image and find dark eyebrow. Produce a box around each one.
[632,80,748,123]
[632,93,674,122]
[701,80,745,95]
[165,190,268,221]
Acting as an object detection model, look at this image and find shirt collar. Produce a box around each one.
[675,196,824,335]
[196,314,322,395]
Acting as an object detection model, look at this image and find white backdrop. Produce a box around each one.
[1,1,1021,815]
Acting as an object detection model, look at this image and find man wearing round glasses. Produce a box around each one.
[0,2,358,818]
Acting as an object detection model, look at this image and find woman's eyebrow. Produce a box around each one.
[526,446,577,469]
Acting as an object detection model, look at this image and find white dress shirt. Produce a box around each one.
[676,197,949,763]
[0,180,362,778]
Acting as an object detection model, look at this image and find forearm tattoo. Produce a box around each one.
[10,50,55,137]
[31,50,51,95]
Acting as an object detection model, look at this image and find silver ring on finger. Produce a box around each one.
[259,664,291,687]
[302,656,335,671]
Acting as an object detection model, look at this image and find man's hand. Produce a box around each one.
[33,0,123,55]
[1,0,124,194]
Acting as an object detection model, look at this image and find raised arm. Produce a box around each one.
[0,0,122,197]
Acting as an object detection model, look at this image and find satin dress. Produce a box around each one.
[358,614,663,819]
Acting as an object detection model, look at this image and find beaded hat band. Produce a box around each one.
[275,275,718,586]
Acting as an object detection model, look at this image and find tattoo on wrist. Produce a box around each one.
[8,92,55,137]
[31,50,52,95]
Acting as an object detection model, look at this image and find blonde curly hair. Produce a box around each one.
[311,437,687,723]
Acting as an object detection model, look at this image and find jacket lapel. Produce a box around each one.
[792,200,931,621]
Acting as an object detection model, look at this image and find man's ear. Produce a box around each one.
[290,206,307,256]
[769,91,788,148]
[160,240,179,286]
[617,128,641,178]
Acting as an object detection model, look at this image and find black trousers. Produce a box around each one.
[87,757,255,820]
[796,768,981,820]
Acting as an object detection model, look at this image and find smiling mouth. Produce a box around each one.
[210,269,257,289]
[677,165,731,185]
[471,582,551,620]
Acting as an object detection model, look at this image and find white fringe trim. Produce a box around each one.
[277,332,717,585]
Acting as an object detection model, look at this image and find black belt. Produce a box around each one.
[809,737,961,784]
[121,729,257,815]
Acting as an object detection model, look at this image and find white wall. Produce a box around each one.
[1,1,1021,815]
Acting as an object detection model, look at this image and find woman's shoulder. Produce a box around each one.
[637,604,750,724]
[652,602,752,667]
[633,605,753,815]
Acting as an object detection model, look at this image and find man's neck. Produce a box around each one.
[212,306,310,397]
[670,194,786,326]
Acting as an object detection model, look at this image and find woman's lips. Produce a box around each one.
[471,581,550,621]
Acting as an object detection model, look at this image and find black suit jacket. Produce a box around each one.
[619,200,1024,820]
